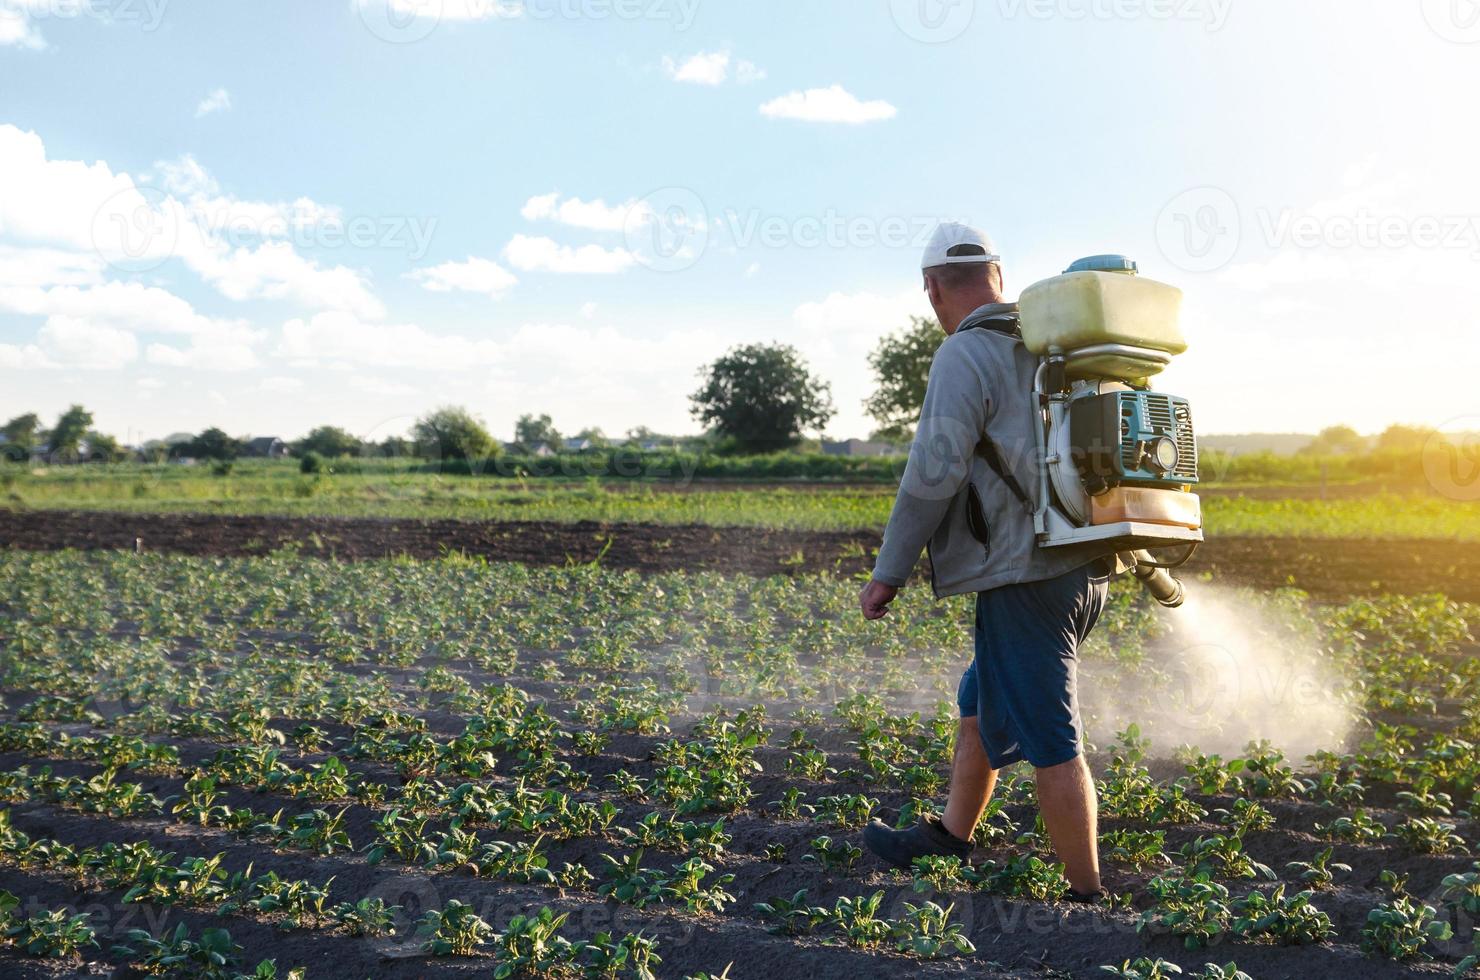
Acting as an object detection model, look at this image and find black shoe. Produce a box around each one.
[862,814,972,871]
[1064,888,1108,905]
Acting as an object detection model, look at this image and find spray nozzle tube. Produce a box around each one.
[1132,550,1186,608]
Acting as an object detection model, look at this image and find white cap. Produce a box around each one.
[921,221,1000,270]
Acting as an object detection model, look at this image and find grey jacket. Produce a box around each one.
[873,303,1112,597]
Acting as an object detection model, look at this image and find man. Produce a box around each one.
[859,222,1113,903]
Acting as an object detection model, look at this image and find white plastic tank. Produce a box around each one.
[1018,256,1186,380]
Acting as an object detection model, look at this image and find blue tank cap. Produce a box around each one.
[1065,254,1138,274]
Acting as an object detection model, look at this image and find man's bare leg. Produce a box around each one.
[1035,755,1102,894]
[942,716,996,841]
[862,716,995,868]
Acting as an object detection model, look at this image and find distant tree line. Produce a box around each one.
[0,406,124,463]
[3,324,1463,471]
[1,405,692,467]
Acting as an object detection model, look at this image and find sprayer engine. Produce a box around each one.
[1018,255,1204,557]
[1070,389,1199,490]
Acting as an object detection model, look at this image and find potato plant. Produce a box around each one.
[0,550,1477,977]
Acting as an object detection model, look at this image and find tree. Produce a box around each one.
[377,435,414,458]
[1303,425,1368,456]
[84,431,126,462]
[573,427,610,449]
[1376,424,1437,454]
[176,428,243,461]
[864,316,942,442]
[690,343,835,454]
[0,413,40,461]
[514,414,562,452]
[414,406,497,460]
[49,405,93,459]
[138,442,170,463]
[295,426,363,458]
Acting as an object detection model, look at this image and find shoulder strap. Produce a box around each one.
[959,311,1034,513]
[973,436,1035,512]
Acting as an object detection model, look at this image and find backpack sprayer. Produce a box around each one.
[1017,255,1201,608]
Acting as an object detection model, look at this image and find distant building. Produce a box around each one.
[563,437,597,453]
[504,442,554,457]
[243,437,290,458]
[26,441,94,464]
[821,438,900,458]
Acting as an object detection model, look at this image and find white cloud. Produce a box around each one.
[156,154,343,238]
[519,192,558,223]
[0,1,47,49]
[408,256,517,299]
[195,88,232,118]
[579,301,597,319]
[793,289,925,336]
[185,240,383,319]
[735,60,766,85]
[759,85,897,125]
[278,310,506,370]
[0,245,104,287]
[0,125,163,258]
[147,156,377,313]
[0,278,265,373]
[660,50,765,86]
[45,316,139,369]
[0,280,246,336]
[503,234,636,274]
[0,127,382,318]
[520,192,641,232]
[662,50,730,86]
[258,376,304,393]
[146,335,259,371]
[156,154,217,197]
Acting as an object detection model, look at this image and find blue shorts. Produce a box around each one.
[956,562,1109,769]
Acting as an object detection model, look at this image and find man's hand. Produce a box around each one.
[860,580,899,621]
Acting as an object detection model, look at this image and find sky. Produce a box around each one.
[2,0,1479,446]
